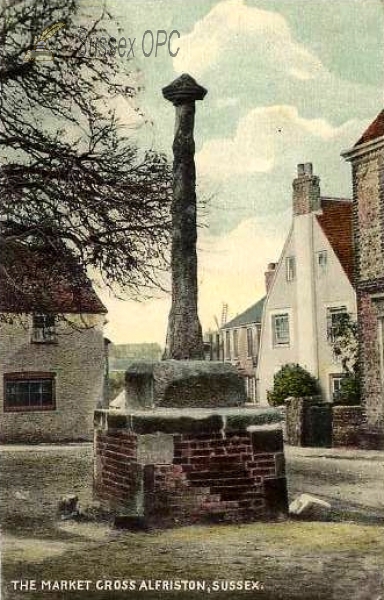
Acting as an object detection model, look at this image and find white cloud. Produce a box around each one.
[198,216,287,329]
[173,0,324,80]
[215,97,239,109]
[196,105,365,180]
[101,214,288,344]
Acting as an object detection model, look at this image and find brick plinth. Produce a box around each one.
[93,409,287,528]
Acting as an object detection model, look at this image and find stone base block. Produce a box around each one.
[124,360,247,409]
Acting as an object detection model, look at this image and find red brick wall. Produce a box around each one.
[94,430,139,509]
[94,426,287,527]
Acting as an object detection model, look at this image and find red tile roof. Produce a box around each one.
[354,110,384,147]
[0,244,106,314]
[316,198,354,285]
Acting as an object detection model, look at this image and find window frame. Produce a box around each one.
[327,306,348,343]
[225,330,231,361]
[31,314,57,344]
[233,329,239,359]
[285,256,296,282]
[245,376,257,403]
[329,373,344,403]
[4,372,56,412]
[317,250,328,274]
[272,313,290,347]
[246,327,254,358]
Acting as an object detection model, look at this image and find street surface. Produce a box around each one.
[0,443,383,600]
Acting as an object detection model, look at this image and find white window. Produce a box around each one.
[286,256,296,282]
[330,374,343,402]
[233,329,239,358]
[327,306,347,343]
[31,314,57,343]
[245,376,257,403]
[247,328,254,357]
[272,313,290,347]
[225,330,231,360]
[317,251,328,274]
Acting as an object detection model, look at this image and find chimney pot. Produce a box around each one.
[304,162,313,176]
[265,263,277,293]
[293,162,320,215]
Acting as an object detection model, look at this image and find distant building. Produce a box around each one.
[108,343,163,371]
[257,163,356,405]
[221,297,265,403]
[0,246,107,442]
[342,110,384,448]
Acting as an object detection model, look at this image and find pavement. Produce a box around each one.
[1,443,383,600]
[285,444,384,461]
[285,444,384,522]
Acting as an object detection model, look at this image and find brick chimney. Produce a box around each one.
[265,262,276,293]
[292,162,321,215]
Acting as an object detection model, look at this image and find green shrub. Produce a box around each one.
[267,363,320,407]
[333,373,361,406]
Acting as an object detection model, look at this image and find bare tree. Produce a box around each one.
[0,0,172,311]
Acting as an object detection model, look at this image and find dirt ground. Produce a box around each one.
[1,444,383,600]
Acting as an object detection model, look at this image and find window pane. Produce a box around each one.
[225,331,231,359]
[273,314,290,346]
[4,376,55,411]
[233,330,239,358]
[247,328,253,356]
[327,307,347,342]
[318,251,327,269]
[33,315,45,328]
[29,381,42,406]
[286,257,296,281]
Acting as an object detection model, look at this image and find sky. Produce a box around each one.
[98,0,384,346]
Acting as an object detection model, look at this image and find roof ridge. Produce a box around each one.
[316,202,354,285]
[354,109,384,147]
[222,296,266,329]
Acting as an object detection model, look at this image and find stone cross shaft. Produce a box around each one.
[162,74,207,360]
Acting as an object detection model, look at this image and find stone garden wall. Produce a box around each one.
[332,405,363,447]
[285,397,362,448]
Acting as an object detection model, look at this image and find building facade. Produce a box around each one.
[221,297,265,403]
[342,110,384,448]
[0,248,107,442]
[257,163,356,405]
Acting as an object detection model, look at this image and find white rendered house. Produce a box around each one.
[257,163,356,405]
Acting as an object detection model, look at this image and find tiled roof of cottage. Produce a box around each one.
[0,244,106,314]
[222,296,265,329]
[316,198,354,285]
[354,109,384,147]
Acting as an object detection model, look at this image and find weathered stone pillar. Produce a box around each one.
[162,74,207,360]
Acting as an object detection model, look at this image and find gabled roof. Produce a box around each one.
[354,109,384,147]
[316,198,354,285]
[222,296,265,329]
[0,244,106,314]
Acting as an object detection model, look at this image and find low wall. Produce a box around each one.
[94,408,287,528]
[332,406,363,447]
[285,398,362,448]
[285,397,330,447]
